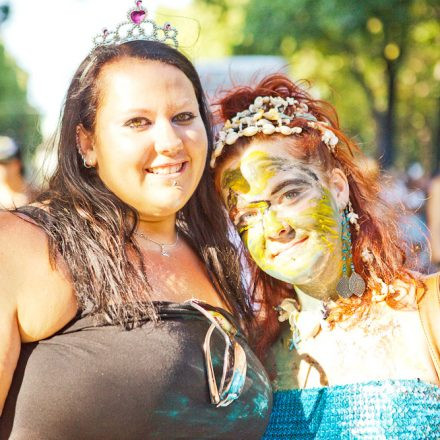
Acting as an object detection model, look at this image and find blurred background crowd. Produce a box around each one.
[0,0,439,272]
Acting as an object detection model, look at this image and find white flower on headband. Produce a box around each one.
[321,129,339,151]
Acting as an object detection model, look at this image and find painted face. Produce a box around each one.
[90,58,208,221]
[219,139,342,286]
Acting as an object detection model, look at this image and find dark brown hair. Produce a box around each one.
[213,74,422,356]
[24,41,253,329]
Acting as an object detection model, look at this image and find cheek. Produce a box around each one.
[244,223,267,262]
[293,192,340,249]
[184,124,208,154]
[94,128,144,168]
[262,211,284,235]
[183,126,208,179]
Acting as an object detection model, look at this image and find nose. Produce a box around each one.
[271,223,296,242]
[153,119,183,156]
[263,212,296,242]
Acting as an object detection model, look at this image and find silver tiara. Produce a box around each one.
[92,1,179,50]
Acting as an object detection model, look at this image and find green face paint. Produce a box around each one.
[221,167,250,194]
[220,144,342,286]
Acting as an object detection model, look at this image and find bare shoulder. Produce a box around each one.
[0,208,48,251]
[0,209,57,280]
[0,210,78,342]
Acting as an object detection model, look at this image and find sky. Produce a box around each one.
[1,0,192,136]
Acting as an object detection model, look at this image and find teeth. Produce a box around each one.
[148,163,183,175]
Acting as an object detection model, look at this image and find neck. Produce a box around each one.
[136,214,178,243]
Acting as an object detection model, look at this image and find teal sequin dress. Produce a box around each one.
[264,379,440,439]
[263,318,440,439]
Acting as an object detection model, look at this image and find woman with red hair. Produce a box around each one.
[211,74,440,438]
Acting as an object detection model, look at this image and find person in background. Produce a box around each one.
[0,136,33,208]
[0,2,272,438]
[211,74,440,439]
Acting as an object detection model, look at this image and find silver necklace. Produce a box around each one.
[135,231,179,257]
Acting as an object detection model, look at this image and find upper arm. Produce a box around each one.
[0,210,78,412]
[0,211,77,342]
[0,300,20,415]
[0,213,21,414]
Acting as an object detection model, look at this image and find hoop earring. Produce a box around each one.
[83,156,93,169]
[76,126,94,169]
[336,204,366,299]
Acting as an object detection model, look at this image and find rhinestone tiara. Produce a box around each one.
[92,1,179,50]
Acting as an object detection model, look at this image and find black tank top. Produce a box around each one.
[1,303,272,440]
[0,209,272,439]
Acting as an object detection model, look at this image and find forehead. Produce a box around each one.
[97,58,197,109]
[220,138,321,196]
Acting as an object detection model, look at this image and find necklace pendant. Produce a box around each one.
[160,246,170,257]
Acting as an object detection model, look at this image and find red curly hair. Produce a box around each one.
[212,74,423,358]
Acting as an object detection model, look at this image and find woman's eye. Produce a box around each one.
[280,190,299,203]
[173,112,196,123]
[126,118,150,128]
[236,211,259,233]
[241,211,259,222]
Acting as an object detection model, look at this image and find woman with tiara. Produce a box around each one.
[0,2,272,438]
[211,74,440,438]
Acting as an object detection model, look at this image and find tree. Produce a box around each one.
[0,3,9,25]
[196,0,440,170]
[0,3,41,163]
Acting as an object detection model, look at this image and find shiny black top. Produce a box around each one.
[1,302,272,439]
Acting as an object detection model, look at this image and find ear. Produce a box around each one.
[76,124,97,167]
[329,168,349,211]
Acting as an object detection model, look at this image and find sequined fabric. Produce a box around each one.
[263,379,440,439]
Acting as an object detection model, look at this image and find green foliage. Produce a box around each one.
[0,4,9,24]
[158,1,248,58]
[196,0,440,171]
[0,42,41,163]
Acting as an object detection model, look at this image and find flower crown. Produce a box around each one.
[210,95,339,167]
[92,1,179,50]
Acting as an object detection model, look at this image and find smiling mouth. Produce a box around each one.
[271,236,309,258]
[146,162,187,175]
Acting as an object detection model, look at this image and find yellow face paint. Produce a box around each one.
[221,167,250,195]
[240,150,280,196]
[220,145,342,286]
[221,167,250,211]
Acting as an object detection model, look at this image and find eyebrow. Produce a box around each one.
[270,179,312,196]
[297,166,319,182]
[235,198,271,216]
[122,100,197,115]
[263,156,320,182]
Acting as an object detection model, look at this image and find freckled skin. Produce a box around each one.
[220,142,343,287]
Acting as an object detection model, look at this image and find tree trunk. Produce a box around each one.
[377,60,397,169]
[433,95,440,176]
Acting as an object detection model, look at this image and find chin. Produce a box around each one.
[265,249,329,286]
[142,187,194,214]
[135,200,183,219]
